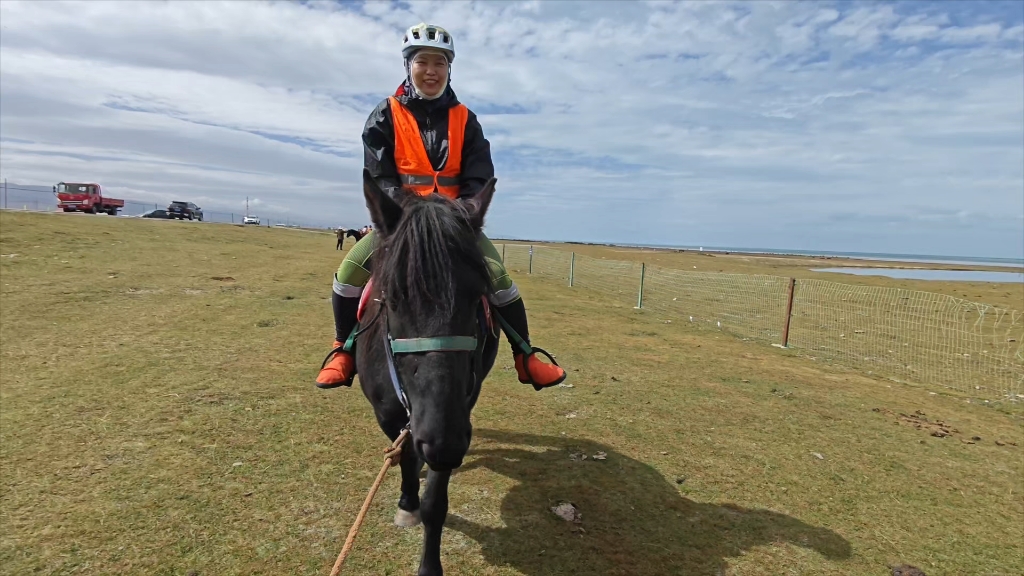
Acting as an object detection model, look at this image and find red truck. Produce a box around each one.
[53,182,125,215]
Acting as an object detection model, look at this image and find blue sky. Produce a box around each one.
[0,0,1021,257]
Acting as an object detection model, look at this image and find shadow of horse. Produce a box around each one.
[446,429,852,576]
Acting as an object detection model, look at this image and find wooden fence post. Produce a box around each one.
[528,246,533,274]
[780,277,796,347]
[569,252,575,287]
[501,243,505,263]
[636,263,646,309]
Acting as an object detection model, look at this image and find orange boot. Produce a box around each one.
[495,297,566,391]
[515,351,566,390]
[316,341,357,389]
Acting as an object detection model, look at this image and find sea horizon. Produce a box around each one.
[495,237,1024,269]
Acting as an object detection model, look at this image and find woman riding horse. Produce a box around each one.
[316,23,566,391]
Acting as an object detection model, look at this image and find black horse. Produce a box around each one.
[336,228,365,250]
[354,168,500,576]
[345,227,366,242]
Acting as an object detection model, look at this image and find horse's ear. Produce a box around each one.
[462,177,496,230]
[363,169,402,236]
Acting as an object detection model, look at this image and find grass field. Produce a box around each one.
[1,210,1022,575]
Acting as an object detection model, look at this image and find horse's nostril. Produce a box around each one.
[415,439,465,470]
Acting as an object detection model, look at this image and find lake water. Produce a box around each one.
[621,243,1024,269]
[812,268,1024,283]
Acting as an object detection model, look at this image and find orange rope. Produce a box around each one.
[328,428,411,576]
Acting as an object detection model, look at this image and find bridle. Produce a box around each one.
[366,291,495,426]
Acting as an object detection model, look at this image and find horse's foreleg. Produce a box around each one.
[395,437,424,527]
[417,468,452,576]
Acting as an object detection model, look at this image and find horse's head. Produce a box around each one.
[362,169,497,470]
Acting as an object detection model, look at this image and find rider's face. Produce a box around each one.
[410,51,449,97]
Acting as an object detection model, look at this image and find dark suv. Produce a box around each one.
[167,201,203,221]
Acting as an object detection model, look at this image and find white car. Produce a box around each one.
[242,215,260,225]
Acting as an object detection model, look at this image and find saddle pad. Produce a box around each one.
[357,276,375,322]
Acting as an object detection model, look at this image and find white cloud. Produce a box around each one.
[827,5,901,50]
[941,23,1004,44]
[0,0,1021,257]
[890,23,942,42]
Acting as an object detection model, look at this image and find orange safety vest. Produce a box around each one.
[388,96,468,199]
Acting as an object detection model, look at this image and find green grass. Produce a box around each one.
[2,211,1022,575]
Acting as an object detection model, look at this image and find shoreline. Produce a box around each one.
[491,238,1024,273]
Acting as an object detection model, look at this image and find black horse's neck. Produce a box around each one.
[374,196,491,324]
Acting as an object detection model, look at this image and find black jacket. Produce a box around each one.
[362,81,494,200]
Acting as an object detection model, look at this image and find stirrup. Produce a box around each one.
[316,346,355,389]
[521,347,566,391]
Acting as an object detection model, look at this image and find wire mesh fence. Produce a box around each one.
[498,243,1024,401]
[788,280,1024,399]
[642,267,793,344]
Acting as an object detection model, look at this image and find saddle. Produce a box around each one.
[357,277,376,323]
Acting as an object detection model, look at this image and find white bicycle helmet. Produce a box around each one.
[401,23,455,62]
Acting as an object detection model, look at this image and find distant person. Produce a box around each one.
[336,227,346,250]
[315,22,565,391]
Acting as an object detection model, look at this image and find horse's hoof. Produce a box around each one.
[394,508,422,527]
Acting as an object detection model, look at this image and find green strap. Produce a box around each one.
[491,308,534,356]
[342,322,360,353]
[341,303,533,357]
[390,336,479,354]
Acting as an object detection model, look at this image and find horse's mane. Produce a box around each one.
[375,193,492,323]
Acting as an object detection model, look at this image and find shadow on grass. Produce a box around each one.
[447,429,852,576]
